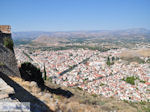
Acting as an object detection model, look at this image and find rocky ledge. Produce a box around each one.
[0,78,15,100]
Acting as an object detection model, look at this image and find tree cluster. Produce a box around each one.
[123,76,136,85]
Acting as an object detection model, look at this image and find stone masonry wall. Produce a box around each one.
[0,25,20,76]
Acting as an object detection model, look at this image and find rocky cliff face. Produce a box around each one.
[0,25,20,76]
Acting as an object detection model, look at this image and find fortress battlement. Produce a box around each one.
[0,25,11,34]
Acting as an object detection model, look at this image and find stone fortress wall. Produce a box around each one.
[0,25,11,44]
[0,25,20,76]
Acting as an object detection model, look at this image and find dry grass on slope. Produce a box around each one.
[9,76,150,112]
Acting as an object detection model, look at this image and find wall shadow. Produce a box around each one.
[43,85,74,98]
[0,72,53,112]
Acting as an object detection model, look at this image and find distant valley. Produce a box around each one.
[12,28,150,46]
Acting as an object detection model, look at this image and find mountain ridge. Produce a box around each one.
[12,28,150,39]
[12,28,150,46]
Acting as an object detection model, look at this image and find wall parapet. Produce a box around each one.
[0,25,11,34]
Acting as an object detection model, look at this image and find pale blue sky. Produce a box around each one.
[0,0,150,31]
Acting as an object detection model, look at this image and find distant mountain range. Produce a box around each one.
[12,28,150,45]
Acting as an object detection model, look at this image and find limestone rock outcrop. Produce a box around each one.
[0,78,15,99]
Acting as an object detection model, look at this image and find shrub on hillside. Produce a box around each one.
[3,37,14,51]
[19,62,44,86]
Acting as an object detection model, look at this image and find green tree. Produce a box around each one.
[19,62,44,86]
[106,56,111,66]
[43,63,47,80]
[112,56,115,61]
[124,76,136,85]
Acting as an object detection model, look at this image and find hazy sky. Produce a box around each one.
[0,0,150,31]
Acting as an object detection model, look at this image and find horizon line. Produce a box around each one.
[12,27,150,33]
